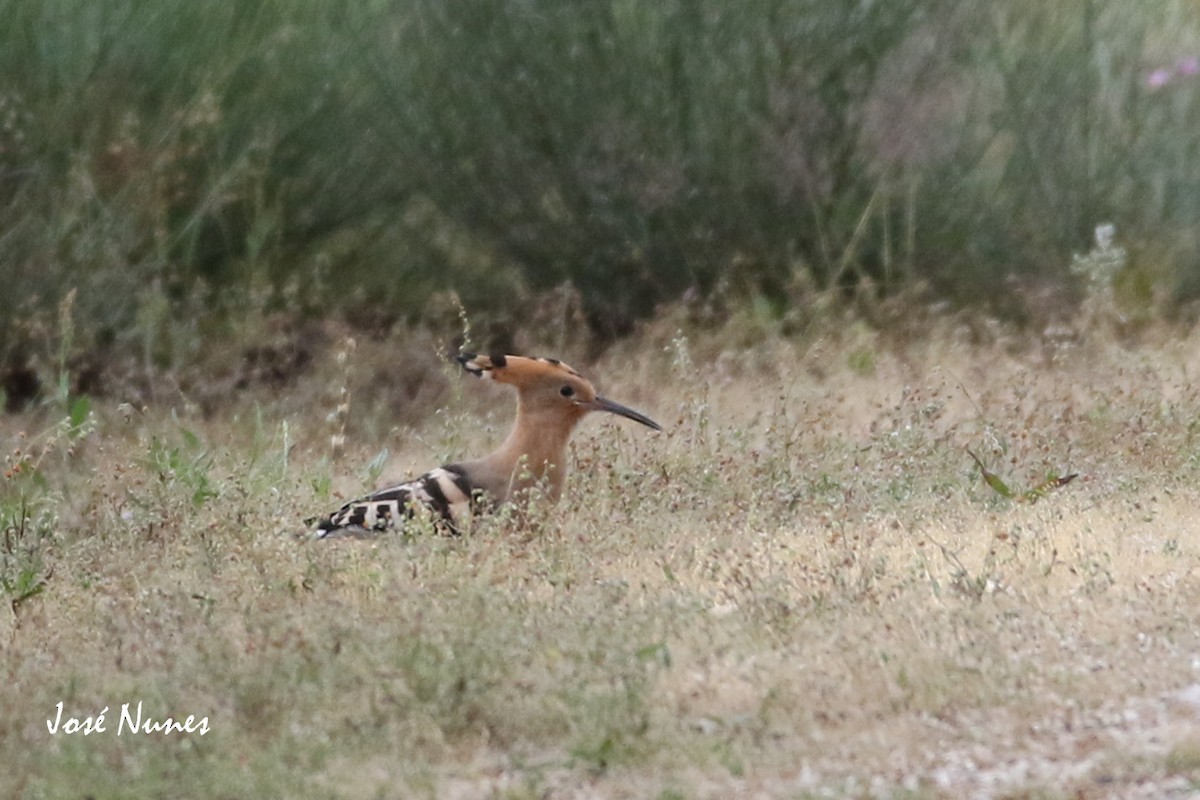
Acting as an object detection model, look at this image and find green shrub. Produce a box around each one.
[2,0,1199,393]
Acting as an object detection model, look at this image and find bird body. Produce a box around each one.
[313,353,660,537]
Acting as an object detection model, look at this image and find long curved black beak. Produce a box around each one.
[587,396,662,431]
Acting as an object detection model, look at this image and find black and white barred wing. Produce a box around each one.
[314,465,473,537]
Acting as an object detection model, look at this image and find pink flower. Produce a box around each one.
[1146,68,1172,89]
[1177,56,1199,76]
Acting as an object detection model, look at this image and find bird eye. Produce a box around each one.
[560,385,575,397]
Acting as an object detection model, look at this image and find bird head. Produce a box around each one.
[457,353,661,431]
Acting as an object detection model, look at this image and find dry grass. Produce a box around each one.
[3,316,1200,799]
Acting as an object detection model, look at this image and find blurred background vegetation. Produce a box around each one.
[1,0,1198,406]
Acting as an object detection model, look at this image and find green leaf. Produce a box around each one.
[966,449,1014,498]
[29,468,50,492]
[3,566,50,608]
[68,395,91,431]
[365,448,390,484]
[635,641,671,668]
[192,485,219,508]
[180,428,202,450]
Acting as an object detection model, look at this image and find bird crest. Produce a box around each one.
[457,353,582,384]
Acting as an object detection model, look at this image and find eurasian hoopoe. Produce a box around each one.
[313,353,661,537]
